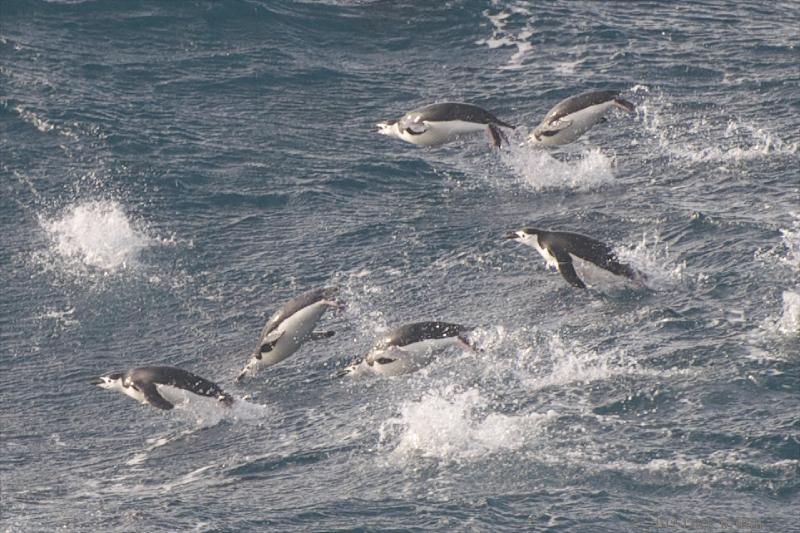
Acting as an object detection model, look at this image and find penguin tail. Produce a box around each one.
[495,118,516,130]
[613,98,636,114]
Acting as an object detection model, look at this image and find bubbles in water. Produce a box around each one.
[40,200,156,272]
[758,215,800,339]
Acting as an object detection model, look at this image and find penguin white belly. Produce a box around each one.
[122,386,147,404]
[535,101,614,146]
[155,384,193,406]
[401,120,487,147]
[370,337,461,376]
[530,240,560,270]
[258,302,328,367]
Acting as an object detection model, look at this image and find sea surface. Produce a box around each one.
[1,1,799,531]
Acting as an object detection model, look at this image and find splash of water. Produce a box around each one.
[774,291,800,336]
[501,145,616,190]
[40,200,155,272]
[379,385,555,462]
[614,231,686,290]
[632,86,798,164]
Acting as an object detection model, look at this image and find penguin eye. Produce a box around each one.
[375,357,395,365]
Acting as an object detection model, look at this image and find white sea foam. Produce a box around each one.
[40,200,156,272]
[633,86,798,164]
[757,216,800,339]
[774,290,800,336]
[475,5,534,70]
[379,385,555,462]
[13,104,79,139]
[777,217,800,273]
[500,145,616,190]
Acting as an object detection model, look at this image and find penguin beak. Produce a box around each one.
[503,231,520,241]
[89,376,104,385]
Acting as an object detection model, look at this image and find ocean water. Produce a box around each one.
[1,1,799,531]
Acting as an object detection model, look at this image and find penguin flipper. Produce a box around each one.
[404,121,428,135]
[137,382,174,410]
[310,330,335,341]
[549,246,587,289]
[260,331,284,354]
[547,118,573,132]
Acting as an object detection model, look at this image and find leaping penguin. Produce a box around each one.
[377,102,515,148]
[505,228,645,289]
[529,90,635,146]
[236,287,341,382]
[91,366,233,410]
[339,321,475,377]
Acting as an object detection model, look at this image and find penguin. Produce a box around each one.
[529,90,635,146]
[91,366,233,410]
[376,102,515,148]
[339,321,474,377]
[505,228,645,289]
[236,287,340,382]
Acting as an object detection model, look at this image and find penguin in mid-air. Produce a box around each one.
[339,321,475,377]
[236,287,341,382]
[91,366,233,410]
[529,90,635,146]
[377,102,515,148]
[505,228,646,289]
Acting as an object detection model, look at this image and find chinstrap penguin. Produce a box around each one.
[91,366,233,410]
[505,228,645,289]
[236,287,341,382]
[529,90,635,146]
[377,102,515,148]
[339,321,475,377]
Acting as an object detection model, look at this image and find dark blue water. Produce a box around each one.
[2,1,799,531]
